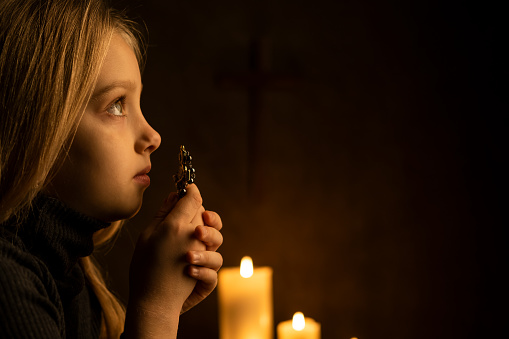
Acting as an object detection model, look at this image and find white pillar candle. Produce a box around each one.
[277,312,321,339]
[218,256,273,339]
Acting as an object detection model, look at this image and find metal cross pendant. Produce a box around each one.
[173,145,196,199]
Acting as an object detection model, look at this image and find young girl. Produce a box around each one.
[0,0,223,338]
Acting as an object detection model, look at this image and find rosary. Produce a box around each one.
[173,145,196,198]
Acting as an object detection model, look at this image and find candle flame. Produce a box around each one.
[292,312,305,331]
[240,256,253,278]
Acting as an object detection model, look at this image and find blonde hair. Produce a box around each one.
[0,0,145,337]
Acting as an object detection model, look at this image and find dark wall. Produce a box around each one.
[101,1,502,338]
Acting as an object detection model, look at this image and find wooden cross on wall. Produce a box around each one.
[216,38,299,202]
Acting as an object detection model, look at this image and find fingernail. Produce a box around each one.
[191,253,200,263]
[199,226,207,237]
[163,196,172,206]
[168,194,178,204]
[190,267,199,277]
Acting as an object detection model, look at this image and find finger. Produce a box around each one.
[194,225,223,251]
[187,251,223,271]
[203,210,222,230]
[187,266,219,285]
[165,184,203,225]
[191,205,206,226]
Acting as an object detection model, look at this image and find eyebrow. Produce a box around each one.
[90,80,141,101]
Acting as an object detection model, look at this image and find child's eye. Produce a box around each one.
[107,97,126,117]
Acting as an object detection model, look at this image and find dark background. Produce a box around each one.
[100,1,503,338]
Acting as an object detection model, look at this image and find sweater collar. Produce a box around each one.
[16,195,110,277]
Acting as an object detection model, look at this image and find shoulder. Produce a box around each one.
[0,236,54,292]
[0,237,65,338]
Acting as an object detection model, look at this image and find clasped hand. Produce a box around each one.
[126,184,223,336]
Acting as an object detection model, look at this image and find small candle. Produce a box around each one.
[277,312,321,339]
[218,256,273,339]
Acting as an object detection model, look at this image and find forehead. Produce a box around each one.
[95,33,141,89]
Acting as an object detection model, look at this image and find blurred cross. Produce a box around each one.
[216,38,298,201]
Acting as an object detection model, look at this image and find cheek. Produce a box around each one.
[48,114,141,221]
[70,125,124,170]
[66,134,137,218]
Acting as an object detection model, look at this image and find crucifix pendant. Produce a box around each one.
[173,145,196,198]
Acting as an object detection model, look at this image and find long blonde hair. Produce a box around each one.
[0,0,145,337]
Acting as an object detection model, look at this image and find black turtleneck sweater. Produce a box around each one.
[0,196,109,338]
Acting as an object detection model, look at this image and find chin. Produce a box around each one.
[99,196,144,223]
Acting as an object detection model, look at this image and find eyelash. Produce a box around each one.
[106,96,127,117]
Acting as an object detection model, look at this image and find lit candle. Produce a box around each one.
[218,256,273,339]
[277,312,321,339]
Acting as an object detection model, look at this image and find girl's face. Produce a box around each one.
[48,33,161,222]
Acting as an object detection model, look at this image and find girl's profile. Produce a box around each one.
[0,0,223,338]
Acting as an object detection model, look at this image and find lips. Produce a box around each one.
[134,165,151,186]
[135,165,151,177]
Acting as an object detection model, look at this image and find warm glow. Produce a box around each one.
[292,312,305,331]
[240,256,254,278]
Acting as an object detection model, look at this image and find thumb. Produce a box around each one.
[140,192,179,239]
[154,192,179,221]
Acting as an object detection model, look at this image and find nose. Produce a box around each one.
[135,114,161,154]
